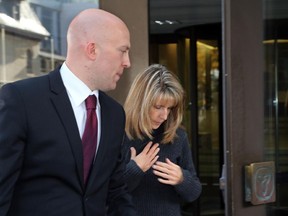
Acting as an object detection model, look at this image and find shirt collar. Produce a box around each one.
[60,62,99,107]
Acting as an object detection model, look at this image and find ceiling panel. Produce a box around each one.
[149,0,221,34]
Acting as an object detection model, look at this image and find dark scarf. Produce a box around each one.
[151,124,164,144]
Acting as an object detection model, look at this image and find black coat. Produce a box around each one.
[0,68,136,216]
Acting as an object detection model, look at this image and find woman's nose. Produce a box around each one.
[161,109,169,120]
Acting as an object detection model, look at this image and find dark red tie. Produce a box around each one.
[82,95,98,184]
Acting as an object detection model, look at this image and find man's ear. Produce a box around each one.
[86,42,97,60]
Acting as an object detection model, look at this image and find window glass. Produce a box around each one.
[264,0,288,215]
[0,0,98,87]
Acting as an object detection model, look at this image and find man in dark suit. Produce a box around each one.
[0,8,137,216]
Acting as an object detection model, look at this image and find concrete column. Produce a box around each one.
[100,0,149,104]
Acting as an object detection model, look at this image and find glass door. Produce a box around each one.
[196,38,223,216]
[264,1,288,213]
[150,23,224,216]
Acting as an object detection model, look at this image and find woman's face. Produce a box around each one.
[149,99,174,129]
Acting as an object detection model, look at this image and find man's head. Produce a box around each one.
[66,9,131,91]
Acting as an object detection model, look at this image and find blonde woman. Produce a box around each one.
[123,64,202,216]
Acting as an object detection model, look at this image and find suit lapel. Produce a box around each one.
[48,69,84,187]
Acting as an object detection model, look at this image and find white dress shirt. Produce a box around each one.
[60,62,101,152]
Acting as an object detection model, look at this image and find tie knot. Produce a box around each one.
[85,95,97,110]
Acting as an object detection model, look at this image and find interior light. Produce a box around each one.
[263,39,288,44]
[165,20,174,25]
[155,20,164,25]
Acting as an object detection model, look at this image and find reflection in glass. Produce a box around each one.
[197,40,223,216]
[264,1,288,215]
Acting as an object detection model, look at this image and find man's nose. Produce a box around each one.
[123,53,131,68]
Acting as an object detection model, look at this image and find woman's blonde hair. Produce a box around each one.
[124,64,184,144]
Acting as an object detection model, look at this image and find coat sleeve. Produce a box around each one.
[0,83,27,216]
[106,150,139,216]
[124,159,145,192]
[105,108,138,216]
[174,130,202,202]
[122,136,146,192]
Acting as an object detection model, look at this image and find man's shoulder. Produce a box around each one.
[99,91,122,109]
[0,68,61,98]
[1,74,48,94]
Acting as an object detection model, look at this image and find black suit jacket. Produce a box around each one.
[0,68,137,216]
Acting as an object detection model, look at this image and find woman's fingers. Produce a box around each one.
[130,147,137,160]
[152,158,183,185]
[132,142,160,172]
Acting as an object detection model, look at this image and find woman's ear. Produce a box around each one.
[86,42,97,60]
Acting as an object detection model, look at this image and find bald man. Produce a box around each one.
[0,9,137,216]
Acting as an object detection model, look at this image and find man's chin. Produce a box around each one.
[103,84,117,92]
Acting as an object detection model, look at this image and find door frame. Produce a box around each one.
[222,0,266,215]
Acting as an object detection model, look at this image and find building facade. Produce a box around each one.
[0,0,98,86]
[1,0,288,216]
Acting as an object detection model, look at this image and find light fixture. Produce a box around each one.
[153,20,180,25]
[155,20,164,25]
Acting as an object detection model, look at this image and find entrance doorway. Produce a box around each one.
[149,23,224,216]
